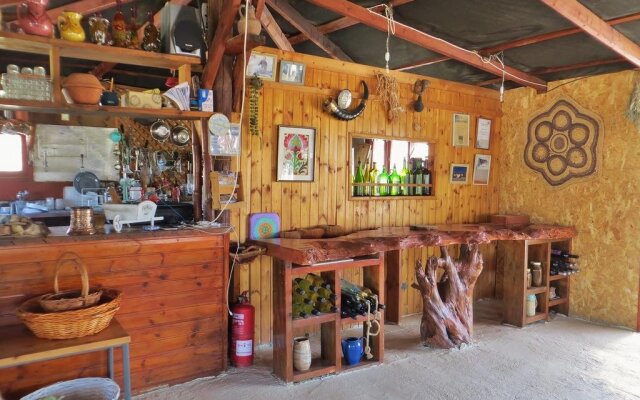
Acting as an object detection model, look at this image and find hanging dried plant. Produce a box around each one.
[626,77,640,131]
[249,75,263,137]
[375,72,404,121]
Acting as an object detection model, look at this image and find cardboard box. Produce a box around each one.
[121,91,162,109]
[490,214,530,225]
[198,89,214,112]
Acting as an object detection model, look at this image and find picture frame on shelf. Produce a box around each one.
[450,163,469,184]
[475,117,492,150]
[452,113,470,147]
[472,154,492,185]
[246,52,277,80]
[277,125,316,182]
[279,60,306,85]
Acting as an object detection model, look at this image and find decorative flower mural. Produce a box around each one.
[524,97,601,186]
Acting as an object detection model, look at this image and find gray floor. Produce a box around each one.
[136,300,640,400]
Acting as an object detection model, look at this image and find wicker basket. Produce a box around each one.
[39,253,102,312]
[20,377,120,400]
[17,288,121,340]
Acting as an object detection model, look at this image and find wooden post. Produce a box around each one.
[49,46,61,104]
[384,250,401,324]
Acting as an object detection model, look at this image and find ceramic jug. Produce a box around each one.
[88,14,110,45]
[237,4,261,36]
[526,294,537,317]
[57,11,85,42]
[142,12,160,52]
[341,337,364,366]
[293,337,311,372]
[16,0,53,37]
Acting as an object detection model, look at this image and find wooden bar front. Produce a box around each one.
[0,228,229,398]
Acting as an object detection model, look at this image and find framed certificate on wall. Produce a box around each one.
[452,113,470,147]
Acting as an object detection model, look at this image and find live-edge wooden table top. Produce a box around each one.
[0,320,130,368]
[251,224,576,265]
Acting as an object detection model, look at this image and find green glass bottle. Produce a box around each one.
[369,162,379,196]
[389,164,401,196]
[354,159,364,197]
[413,159,424,196]
[423,158,432,196]
[317,300,338,313]
[299,303,321,317]
[292,302,308,319]
[400,158,410,195]
[293,293,313,305]
[363,162,371,197]
[294,277,318,293]
[377,166,389,196]
[407,159,416,196]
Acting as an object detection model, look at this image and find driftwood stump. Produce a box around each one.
[412,244,483,349]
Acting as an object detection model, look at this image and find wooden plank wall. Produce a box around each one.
[225,48,502,345]
[0,233,228,398]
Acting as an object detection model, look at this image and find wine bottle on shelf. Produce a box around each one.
[294,277,318,293]
[389,164,401,196]
[353,159,364,196]
[317,300,338,313]
[413,159,424,195]
[363,162,371,197]
[400,158,410,195]
[299,303,321,317]
[551,249,579,259]
[292,284,306,296]
[407,159,416,196]
[423,157,432,196]
[305,273,329,289]
[377,166,389,196]
[292,302,309,319]
[369,162,379,196]
[293,293,314,305]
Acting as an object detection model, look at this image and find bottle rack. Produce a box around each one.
[499,238,572,327]
[272,254,385,382]
[350,183,433,200]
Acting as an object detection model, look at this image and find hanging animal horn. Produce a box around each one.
[323,80,369,121]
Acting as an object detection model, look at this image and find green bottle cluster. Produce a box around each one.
[340,279,385,319]
[353,157,432,197]
[292,273,338,319]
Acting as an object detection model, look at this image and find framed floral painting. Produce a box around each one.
[276,125,316,181]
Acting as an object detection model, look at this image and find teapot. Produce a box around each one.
[57,11,85,42]
[16,0,53,37]
[237,4,261,36]
[88,14,110,45]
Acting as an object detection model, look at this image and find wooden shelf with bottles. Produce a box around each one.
[272,254,384,383]
[349,183,434,201]
[499,238,573,327]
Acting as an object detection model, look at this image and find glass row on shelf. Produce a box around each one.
[353,157,432,197]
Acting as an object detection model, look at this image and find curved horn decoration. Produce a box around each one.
[323,80,369,121]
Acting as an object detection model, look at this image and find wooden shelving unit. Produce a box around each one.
[499,238,573,327]
[210,171,244,211]
[349,182,434,201]
[272,254,385,383]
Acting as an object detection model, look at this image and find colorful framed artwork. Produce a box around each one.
[246,52,277,80]
[475,117,492,150]
[276,125,316,182]
[452,113,470,147]
[450,163,469,184]
[472,154,492,185]
[279,60,306,85]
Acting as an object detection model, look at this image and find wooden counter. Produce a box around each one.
[0,227,229,398]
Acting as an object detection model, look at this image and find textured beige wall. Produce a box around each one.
[498,70,640,329]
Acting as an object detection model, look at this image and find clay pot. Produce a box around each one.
[293,337,311,372]
[62,73,104,105]
[237,4,261,36]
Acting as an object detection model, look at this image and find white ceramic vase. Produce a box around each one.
[293,337,311,372]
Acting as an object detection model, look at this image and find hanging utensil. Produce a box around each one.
[170,124,191,147]
[150,119,171,143]
[73,154,100,194]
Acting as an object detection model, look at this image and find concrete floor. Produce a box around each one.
[136,300,640,400]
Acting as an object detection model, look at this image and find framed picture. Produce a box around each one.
[279,60,306,85]
[277,125,316,181]
[452,113,470,147]
[475,117,492,150]
[246,52,277,80]
[450,163,469,184]
[472,154,492,185]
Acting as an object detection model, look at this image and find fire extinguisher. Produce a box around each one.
[230,291,254,367]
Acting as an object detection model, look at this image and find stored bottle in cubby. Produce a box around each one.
[377,166,389,196]
[412,159,423,195]
[293,292,313,305]
[354,159,364,196]
[551,249,579,259]
[423,158,432,196]
[369,162,379,196]
[400,158,410,195]
[294,277,318,293]
[363,162,371,196]
[389,164,401,196]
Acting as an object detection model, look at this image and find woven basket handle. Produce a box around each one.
[53,252,90,297]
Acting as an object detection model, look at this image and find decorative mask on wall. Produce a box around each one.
[524,96,601,186]
[323,80,368,121]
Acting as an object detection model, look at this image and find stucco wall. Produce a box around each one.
[498,70,640,329]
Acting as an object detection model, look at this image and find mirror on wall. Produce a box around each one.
[350,135,434,199]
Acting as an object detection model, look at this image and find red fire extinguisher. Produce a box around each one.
[230,291,254,367]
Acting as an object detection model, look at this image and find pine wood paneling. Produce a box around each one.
[228,48,502,344]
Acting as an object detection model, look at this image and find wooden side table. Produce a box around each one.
[0,320,131,400]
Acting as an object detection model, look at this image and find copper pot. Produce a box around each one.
[62,73,104,105]
[67,207,96,235]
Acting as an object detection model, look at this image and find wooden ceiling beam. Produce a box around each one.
[287,0,414,46]
[540,0,640,67]
[266,0,352,61]
[306,0,546,90]
[202,0,242,89]
[399,10,640,72]
[259,5,295,52]
[254,0,265,18]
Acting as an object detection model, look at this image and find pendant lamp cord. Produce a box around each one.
[384,4,395,73]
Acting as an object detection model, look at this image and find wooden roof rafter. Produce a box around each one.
[305,0,547,91]
[259,5,295,52]
[202,0,242,89]
[540,0,640,68]
[287,0,415,46]
[395,10,640,72]
[266,0,352,62]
